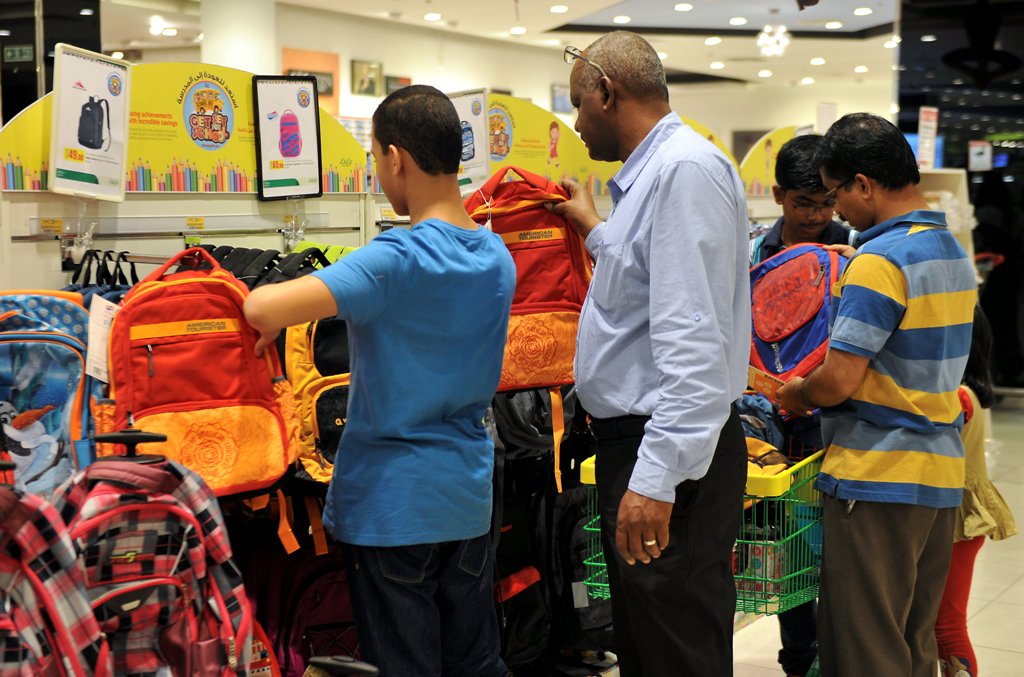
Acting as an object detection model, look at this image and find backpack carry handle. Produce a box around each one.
[147,246,223,282]
[465,165,567,221]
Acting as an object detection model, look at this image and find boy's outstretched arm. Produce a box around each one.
[243,276,339,356]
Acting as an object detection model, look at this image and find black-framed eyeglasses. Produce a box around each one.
[564,45,608,79]
[823,177,855,200]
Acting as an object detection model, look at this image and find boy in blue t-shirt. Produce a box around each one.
[244,85,515,677]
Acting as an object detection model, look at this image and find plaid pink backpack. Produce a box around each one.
[0,485,110,676]
[52,458,252,676]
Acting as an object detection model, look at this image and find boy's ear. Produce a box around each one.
[380,143,403,175]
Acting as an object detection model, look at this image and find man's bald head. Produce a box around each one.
[575,31,669,102]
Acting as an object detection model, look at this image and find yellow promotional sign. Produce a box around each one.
[0,62,366,194]
[739,126,799,197]
[486,93,618,195]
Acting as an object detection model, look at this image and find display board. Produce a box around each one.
[253,75,324,200]
[448,89,490,195]
[486,93,619,195]
[49,44,131,201]
[739,126,799,196]
[0,62,367,195]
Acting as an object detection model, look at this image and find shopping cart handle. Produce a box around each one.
[304,656,379,676]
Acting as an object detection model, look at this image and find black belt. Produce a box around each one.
[589,414,650,440]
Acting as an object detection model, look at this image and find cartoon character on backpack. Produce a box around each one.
[78,96,111,151]
[279,109,302,158]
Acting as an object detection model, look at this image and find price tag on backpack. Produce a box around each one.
[86,295,119,382]
[748,366,786,403]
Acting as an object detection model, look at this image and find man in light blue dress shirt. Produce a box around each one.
[553,32,751,676]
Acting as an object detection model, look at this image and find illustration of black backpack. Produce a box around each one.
[78,96,111,151]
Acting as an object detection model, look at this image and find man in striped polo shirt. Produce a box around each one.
[777,113,975,677]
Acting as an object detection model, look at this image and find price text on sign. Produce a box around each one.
[64,148,86,162]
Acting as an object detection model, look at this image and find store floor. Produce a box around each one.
[733,398,1024,676]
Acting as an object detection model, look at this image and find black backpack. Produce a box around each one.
[78,96,110,150]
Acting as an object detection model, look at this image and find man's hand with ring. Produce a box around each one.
[616,489,672,565]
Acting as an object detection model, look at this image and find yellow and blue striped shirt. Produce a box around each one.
[817,210,975,508]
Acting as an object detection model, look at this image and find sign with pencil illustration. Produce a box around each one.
[49,43,131,201]
[1,62,366,195]
[252,75,323,200]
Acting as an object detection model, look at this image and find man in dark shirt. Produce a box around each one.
[750,134,854,267]
[748,133,852,677]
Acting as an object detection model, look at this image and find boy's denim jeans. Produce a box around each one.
[341,534,508,677]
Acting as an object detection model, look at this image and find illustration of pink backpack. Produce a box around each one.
[279,110,302,158]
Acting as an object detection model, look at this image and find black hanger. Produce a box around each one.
[94,428,167,464]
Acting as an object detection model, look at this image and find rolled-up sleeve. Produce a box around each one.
[629,161,741,500]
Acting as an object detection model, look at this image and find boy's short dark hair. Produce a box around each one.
[775,134,827,193]
[373,85,461,175]
[815,113,920,190]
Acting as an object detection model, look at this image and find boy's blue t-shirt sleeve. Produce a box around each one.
[311,233,409,324]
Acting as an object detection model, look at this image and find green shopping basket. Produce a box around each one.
[578,450,824,614]
[735,450,824,615]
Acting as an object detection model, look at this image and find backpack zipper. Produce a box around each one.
[146,344,154,377]
[813,264,825,287]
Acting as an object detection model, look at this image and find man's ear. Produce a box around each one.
[772,185,785,205]
[853,172,873,199]
[599,77,615,110]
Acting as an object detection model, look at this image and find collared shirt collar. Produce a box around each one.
[607,112,682,202]
[856,209,947,245]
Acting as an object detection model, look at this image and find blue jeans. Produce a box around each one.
[341,534,507,677]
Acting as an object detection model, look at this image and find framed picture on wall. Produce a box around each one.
[551,84,571,114]
[385,75,412,94]
[352,60,383,97]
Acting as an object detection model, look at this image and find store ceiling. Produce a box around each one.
[100,0,900,87]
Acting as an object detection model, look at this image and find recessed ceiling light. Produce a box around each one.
[424,12,442,21]
[161,27,177,36]
[549,4,569,13]
[854,65,869,73]
[675,3,694,11]
[710,61,725,70]
[801,76,815,85]
[657,51,668,60]
[891,35,902,44]
[729,17,748,26]
[704,36,722,46]
[921,34,937,42]
[111,51,124,60]
[825,21,843,30]
[613,15,631,24]
[79,8,94,16]
[544,39,561,46]
[758,69,773,78]
[510,26,527,35]
[853,7,873,16]
[890,103,900,114]
[810,57,826,66]
[149,15,164,35]
[883,40,897,48]
[0,30,10,37]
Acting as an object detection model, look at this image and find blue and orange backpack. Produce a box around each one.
[749,243,849,385]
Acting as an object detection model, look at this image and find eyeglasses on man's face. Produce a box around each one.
[785,193,837,216]
[564,46,608,80]
[823,177,855,200]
